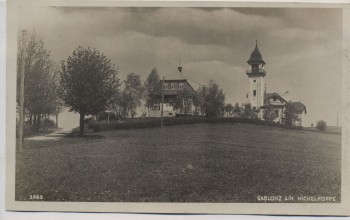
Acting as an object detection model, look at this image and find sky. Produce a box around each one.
[18,6,343,127]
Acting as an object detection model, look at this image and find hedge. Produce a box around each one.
[88,117,303,132]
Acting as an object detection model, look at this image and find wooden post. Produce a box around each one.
[18,30,27,153]
[160,76,164,127]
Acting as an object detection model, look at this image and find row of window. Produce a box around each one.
[164,82,184,90]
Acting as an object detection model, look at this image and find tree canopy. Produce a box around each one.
[145,68,162,108]
[113,73,144,118]
[17,30,61,131]
[59,46,118,135]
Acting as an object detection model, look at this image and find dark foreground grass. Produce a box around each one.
[15,123,341,202]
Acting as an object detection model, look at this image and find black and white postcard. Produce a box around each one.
[5,0,350,215]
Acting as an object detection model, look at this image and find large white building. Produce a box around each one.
[245,42,307,126]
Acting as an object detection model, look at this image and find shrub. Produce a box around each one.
[316,120,327,131]
[89,116,303,132]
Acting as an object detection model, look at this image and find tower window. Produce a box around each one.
[253,90,257,96]
[253,80,256,83]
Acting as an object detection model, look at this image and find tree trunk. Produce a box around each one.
[79,112,85,136]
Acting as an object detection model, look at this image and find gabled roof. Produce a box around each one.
[289,102,307,114]
[247,41,265,65]
[264,92,287,103]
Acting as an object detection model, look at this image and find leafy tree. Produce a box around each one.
[317,120,327,131]
[242,103,257,119]
[204,80,225,118]
[233,102,242,118]
[173,86,194,115]
[145,68,162,110]
[114,73,144,119]
[17,30,61,131]
[192,87,203,115]
[224,103,234,117]
[284,103,298,125]
[59,46,118,136]
[196,86,208,116]
[263,104,278,122]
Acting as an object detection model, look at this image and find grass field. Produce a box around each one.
[15,123,341,202]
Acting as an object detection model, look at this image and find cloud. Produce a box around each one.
[18,6,343,126]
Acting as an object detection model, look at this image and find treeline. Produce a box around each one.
[17,31,63,133]
[17,31,228,136]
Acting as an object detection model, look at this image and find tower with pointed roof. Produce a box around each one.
[246,40,266,110]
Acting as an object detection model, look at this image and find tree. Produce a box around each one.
[242,103,257,119]
[17,30,61,131]
[204,80,225,118]
[145,68,162,111]
[317,120,327,131]
[59,46,118,136]
[224,103,234,117]
[197,86,208,116]
[173,86,195,116]
[284,103,298,125]
[263,103,278,122]
[192,87,203,115]
[114,73,144,119]
[233,103,242,118]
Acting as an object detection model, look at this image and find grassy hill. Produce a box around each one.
[15,123,341,202]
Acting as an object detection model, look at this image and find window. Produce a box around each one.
[179,82,184,89]
[171,83,175,89]
[273,97,276,101]
[253,90,257,96]
[164,83,169,90]
[253,80,256,83]
[275,110,279,116]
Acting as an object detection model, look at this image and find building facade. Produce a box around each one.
[148,78,196,117]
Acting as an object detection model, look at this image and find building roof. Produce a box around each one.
[264,92,287,102]
[289,102,307,114]
[247,41,265,65]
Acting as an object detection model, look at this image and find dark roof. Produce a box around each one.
[264,92,286,102]
[164,79,187,82]
[247,41,265,65]
[289,102,307,114]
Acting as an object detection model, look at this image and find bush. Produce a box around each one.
[89,116,304,132]
[316,120,327,131]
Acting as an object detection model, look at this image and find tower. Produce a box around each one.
[246,41,266,110]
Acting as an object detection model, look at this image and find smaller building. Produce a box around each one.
[262,92,288,123]
[148,78,196,117]
[288,102,307,127]
[260,93,307,126]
